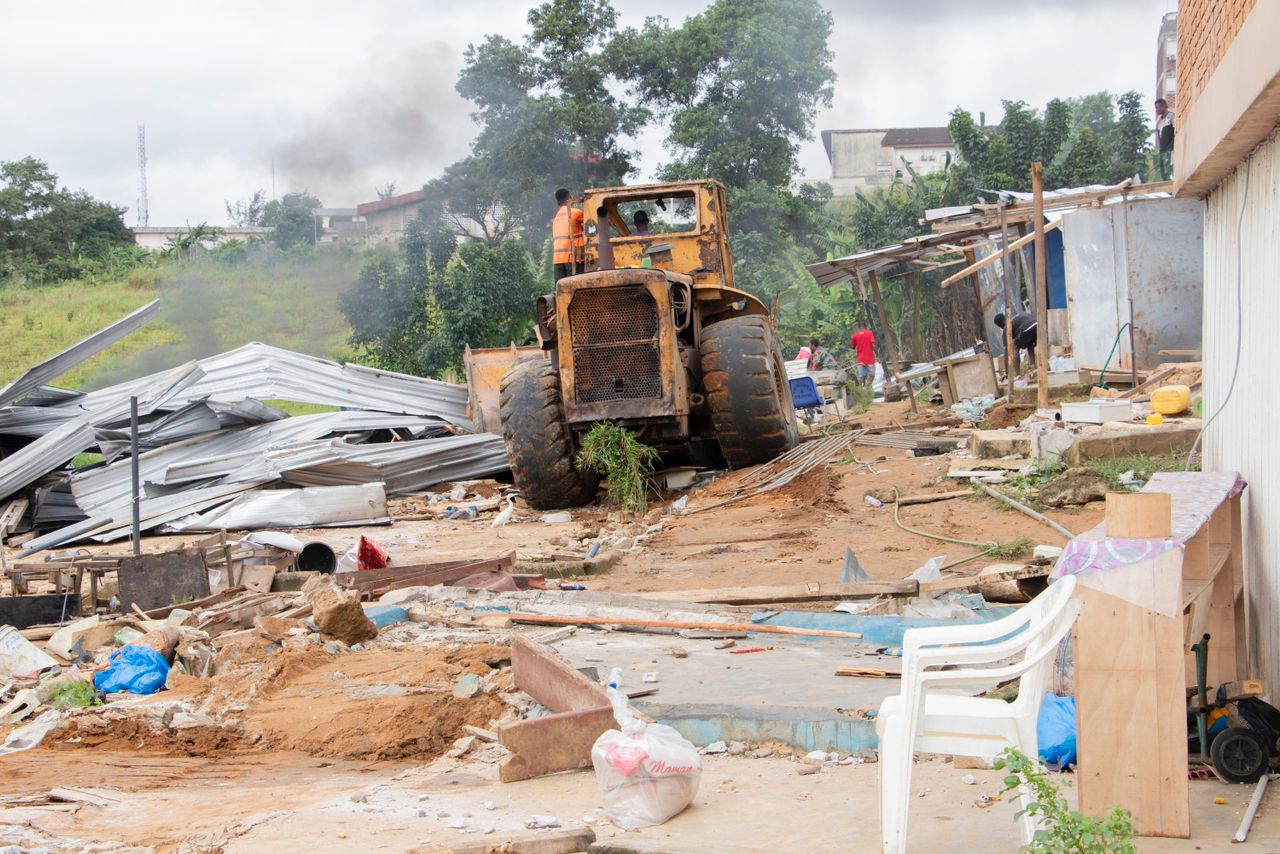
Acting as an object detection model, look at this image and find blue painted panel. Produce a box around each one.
[749,608,1015,648]
[1028,227,1067,309]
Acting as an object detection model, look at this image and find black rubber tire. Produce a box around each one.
[699,315,799,468]
[1210,726,1270,784]
[498,359,599,510]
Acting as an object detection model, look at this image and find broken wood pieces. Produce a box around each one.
[834,666,899,679]
[497,632,613,783]
[508,613,863,640]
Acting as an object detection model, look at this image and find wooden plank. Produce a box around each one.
[442,825,596,854]
[1104,493,1171,539]
[510,613,863,639]
[919,563,1047,594]
[341,552,515,597]
[0,497,29,534]
[940,219,1063,287]
[835,666,898,678]
[497,706,616,783]
[638,580,916,606]
[1074,585,1189,837]
[510,631,608,713]
[1031,162,1050,409]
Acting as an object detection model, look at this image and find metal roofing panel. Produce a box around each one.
[0,300,159,407]
[166,483,390,532]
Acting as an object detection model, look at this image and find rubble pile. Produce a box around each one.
[0,310,510,553]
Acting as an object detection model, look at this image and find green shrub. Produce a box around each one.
[47,680,100,709]
[575,422,660,514]
[996,747,1137,853]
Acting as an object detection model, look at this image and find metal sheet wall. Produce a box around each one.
[1201,128,1280,692]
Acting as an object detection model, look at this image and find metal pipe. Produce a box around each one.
[971,478,1075,541]
[1234,773,1269,843]
[129,396,141,556]
[1127,297,1138,388]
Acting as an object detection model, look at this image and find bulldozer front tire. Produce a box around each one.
[498,359,599,510]
[699,316,799,468]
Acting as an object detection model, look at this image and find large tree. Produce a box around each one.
[262,191,322,250]
[437,0,647,245]
[0,157,133,282]
[612,0,836,299]
[947,91,1152,196]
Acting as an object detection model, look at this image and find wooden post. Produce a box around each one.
[911,270,922,362]
[1031,162,1051,409]
[868,269,916,415]
[998,209,1017,397]
[965,248,1001,394]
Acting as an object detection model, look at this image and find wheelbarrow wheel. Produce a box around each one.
[1210,726,1270,784]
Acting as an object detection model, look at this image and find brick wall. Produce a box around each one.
[1177,0,1259,131]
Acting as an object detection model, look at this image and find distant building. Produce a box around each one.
[1156,11,1178,110]
[356,189,426,246]
[311,207,366,244]
[819,127,955,196]
[133,226,271,252]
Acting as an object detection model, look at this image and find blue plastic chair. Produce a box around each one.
[788,376,825,423]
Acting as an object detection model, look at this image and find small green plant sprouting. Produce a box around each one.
[575,422,660,514]
[47,679,101,709]
[995,747,1137,853]
[844,382,874,414]
[987,537,1034,560]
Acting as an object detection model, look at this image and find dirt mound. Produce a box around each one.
[776,468,845,511]
[52,716,246,757]
[50,642,511,763]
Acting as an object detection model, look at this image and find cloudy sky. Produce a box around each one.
[4,0,1173,225]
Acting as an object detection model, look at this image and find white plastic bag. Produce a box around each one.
[591,668,701,829]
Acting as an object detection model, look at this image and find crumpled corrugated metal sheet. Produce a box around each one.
[72,411,441,516]
[0,300,159,407]
[0,361,205,502]
[82,342,470,420]
[165,483,390,532]
[243,433,509,494]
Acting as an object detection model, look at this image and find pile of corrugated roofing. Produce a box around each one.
[0,302,509,553]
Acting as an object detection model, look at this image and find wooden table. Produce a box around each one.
[1055,472,1245,838]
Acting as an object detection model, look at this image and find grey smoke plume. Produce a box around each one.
[273,42,474,205]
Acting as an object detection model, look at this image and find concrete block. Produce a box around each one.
[969,430,1031,459]
[1064,421,1201,464]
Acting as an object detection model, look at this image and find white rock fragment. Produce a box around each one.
[961,773,977,785]
[526,815,561,829]
[803,750,828,766]
[700,740,728,755]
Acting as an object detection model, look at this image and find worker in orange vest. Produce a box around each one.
[551,188,585,282]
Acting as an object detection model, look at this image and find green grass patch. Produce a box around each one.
[0,268,180,390]
[1081,453,1190,487]
[261,400,340,417]
[70,451,106,469]
[845,382,874,414]
[987,536,1034,560]
[576,422,660,514]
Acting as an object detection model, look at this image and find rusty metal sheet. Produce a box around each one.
[465,345,544,435]
[117,548,210,613]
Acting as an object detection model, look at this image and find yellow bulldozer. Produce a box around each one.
[467,180,798,510]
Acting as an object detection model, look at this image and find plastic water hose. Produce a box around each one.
[1095,322,1131,389]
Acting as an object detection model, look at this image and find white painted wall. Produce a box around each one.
[1201,127,1280,692]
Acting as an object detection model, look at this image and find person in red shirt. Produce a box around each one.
[850,327,876,386]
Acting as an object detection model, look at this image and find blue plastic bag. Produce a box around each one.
[93,645,170,695]
[1037,693,1077,768]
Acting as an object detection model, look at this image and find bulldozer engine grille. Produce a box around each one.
[569,287,663,404]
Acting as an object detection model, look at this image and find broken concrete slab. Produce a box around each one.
[969,430,1031,459]
[1063,420,1201,464]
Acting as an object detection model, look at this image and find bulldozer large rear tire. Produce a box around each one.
[699,316,799,468]
[499,359,599,510]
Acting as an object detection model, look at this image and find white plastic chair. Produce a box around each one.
[875,574,1082,854]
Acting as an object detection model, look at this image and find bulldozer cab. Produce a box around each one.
[580,181,735,289]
